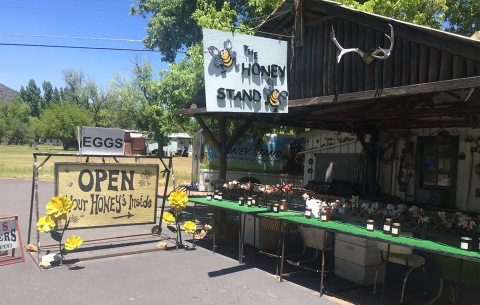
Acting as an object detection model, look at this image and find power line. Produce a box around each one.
[0,5,126,13]
[0,42,159,52]
[0,41,190,54]
[0,33,144,43]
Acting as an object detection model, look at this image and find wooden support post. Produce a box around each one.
[226,121,252,152]
[294,0,304,48]
[195,115,221,151]
[357,132,378,197]
[219,117,227,181]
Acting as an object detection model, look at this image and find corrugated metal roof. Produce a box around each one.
[169,133,191,138]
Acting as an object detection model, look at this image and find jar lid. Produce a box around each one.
[393,222,401,226]
[461,236,472,241]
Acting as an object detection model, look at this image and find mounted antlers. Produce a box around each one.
[331,24,394,64]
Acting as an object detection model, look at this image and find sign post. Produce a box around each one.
[0,216,24,266]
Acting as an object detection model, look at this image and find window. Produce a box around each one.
[415,135,458,207]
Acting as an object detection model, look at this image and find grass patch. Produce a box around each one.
[0,144,193,190]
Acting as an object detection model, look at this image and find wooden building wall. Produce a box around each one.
[303,128,480,213]
[289,17,480,99]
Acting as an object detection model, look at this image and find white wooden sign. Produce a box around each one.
[80,126,125,155]
[203,28,288,113]
[0,218,19,251]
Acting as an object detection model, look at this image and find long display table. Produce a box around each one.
[191,197,267,264]
[190,197,480,263]
[190,197,480,303]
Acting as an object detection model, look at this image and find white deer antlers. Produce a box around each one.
[331,24,394,64]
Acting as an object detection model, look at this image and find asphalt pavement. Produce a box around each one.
[0,179,343,305]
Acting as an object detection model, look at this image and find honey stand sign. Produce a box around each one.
[55,163,159,229]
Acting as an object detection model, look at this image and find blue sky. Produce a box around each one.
[0,0,168,91]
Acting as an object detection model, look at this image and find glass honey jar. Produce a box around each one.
[383,218,392,234]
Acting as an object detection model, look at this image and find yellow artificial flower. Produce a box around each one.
[37,215,56,233]
[46,196,73,219]
[163,212,176,225]
[183,221,197,234]
[168,191,189,211]
[64,235,83,251]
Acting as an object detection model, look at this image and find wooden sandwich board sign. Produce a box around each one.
[55,163,159,229]
[0,216,24,266]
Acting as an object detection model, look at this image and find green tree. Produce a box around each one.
[0,117,5,144]
[337,0,479,35]
[445,0,480,36]
[41,81,54,110]
[338,0,447,29]
[52,87,62,104]
[108,75,143,129]
[62,69,87,108]
[36,102,92,149]
[19,79,42,117]
[130,0,289,153]
[0,101,33,144]
[113,59,183,153]
[130,0,282,62]
[60,69,115,127]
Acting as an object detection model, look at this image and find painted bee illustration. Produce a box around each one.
[263,78,288,107]
[208,39,236,74]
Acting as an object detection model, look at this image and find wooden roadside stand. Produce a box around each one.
[179,0,480,196]
[179,0,480,303]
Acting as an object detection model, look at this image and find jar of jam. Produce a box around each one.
[207,193,212,201]
[218,192,223,201]
[366,219,374,231]
[383,218,392,234]
[305,207,312,219]
[266,202,273,211]
[460,236,472,250]
[252,195,257,206]
[273,203,280,213]
[238,197,245,206]
[320,209,328,222]
[280,199,288,211]
[247,197,253,207]
[256,198,263,207]
[214,190,219,200]
[391,223,401,237]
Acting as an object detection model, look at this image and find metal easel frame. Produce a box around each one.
[26,153,173,263]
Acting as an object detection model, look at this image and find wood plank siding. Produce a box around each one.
[287,18,480,101]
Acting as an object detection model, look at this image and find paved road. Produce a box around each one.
[0,179,342,305]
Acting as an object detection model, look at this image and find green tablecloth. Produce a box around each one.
[432,255,480,286]
[190,197,480,263]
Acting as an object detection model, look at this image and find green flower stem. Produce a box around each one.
[174,210,183,249]
[58,218,70,261]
